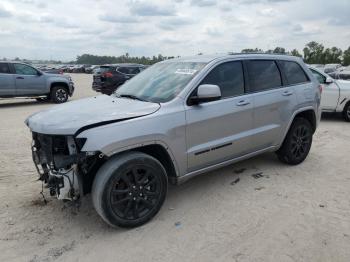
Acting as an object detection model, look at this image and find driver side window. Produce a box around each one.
[14,64,38,76]
[200,61,245,99]
[310,69,326,84]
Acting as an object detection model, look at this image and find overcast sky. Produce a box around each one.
[0,0,349,61]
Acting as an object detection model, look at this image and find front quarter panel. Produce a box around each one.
[77,104,187,176]
[45,75,70,91]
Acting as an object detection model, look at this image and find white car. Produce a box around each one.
[309,67,350,121]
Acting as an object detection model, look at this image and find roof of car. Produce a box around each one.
[162,53,302,64]
[106,63,145,67]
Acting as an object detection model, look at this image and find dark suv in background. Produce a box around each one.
[92,64,145,95]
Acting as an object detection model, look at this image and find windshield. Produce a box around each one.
[114,62,206,103]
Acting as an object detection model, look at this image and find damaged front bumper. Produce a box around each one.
[31,132,89,200]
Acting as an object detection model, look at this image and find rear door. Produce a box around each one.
[246,60,298,150]
[185,61,255,172]
[0,63,15,96]
[13,63,46,95]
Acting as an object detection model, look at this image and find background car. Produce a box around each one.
[0,61,74,103]
[92,63,145,95]
[324,63,342,74]
[309,66,350,121]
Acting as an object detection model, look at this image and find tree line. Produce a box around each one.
[76,53,176,65]
[240,41,350,65]
[76,41,350,66]
[3,41,350,66]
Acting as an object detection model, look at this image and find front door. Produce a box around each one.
[13,63,46,95]
[310,68,339,110]
[185,61,254,172]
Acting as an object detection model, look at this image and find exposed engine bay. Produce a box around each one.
[31,132,100,200]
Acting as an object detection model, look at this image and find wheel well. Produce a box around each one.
[50,82,69,92]
[294,110,316,133]
[343,100,350,111]
[132,144,177,183]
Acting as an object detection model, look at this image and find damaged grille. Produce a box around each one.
[32,133,71,176]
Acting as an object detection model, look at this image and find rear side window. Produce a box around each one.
[246,60,282,92]
[0,63,10,74]
[200,61,244,98]
[14,64,37,75]
[279,61,309,85]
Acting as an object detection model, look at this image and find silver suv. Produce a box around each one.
[0,62,74,103]
[26,54,321,228]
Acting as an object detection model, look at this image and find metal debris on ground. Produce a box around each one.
[252,172,264,179]
[255,187,265,191]
[175,221,182,228]
[230,178,240,185]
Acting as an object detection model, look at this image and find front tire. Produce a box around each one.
[343,103,350,122]
[92,152,168,228]
[276,118,313,165]
[51,86,69,103]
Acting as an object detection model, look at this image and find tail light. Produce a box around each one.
[59,70,63,74]
[102,72,113,78]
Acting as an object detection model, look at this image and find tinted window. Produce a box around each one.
[117,67,129,74]
[310,68,326,84]
[14,64,37,75]
[200,61,244,98]
[247,60,282,92]
[0,63,10,74]
[118,67,140,74]
[129,67,140,74]
[279,61,308,85]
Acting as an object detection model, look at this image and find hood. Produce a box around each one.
[25,95,160,135]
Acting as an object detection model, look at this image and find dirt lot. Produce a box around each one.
[1,74,350,262]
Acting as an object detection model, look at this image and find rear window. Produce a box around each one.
[246,60,282,92]
[279,61,309,85]
[99,66,114,73]
[0,63,10,74]
[118,67,140,74]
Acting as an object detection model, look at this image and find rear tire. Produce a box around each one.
[343,103,350,122]
[276,118,313,165]
[92,152,168,228]
[51,86,69,103]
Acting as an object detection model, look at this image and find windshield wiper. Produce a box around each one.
[117,94,149,102]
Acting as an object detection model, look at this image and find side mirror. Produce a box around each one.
[37,70,43,76]
[189,84,221,105]
[325,77,333,84]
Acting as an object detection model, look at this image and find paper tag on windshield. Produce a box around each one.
[175,69,197,75]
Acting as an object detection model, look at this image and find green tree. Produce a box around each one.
[343,47,350,66]
[273,47,286,54]
[303,41,325,64]
[323,47,342,64]
[241,48,263,53]
[290,49,302,57]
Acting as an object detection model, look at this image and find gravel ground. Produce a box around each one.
[0,74,350,262]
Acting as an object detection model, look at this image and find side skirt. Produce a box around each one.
[174,146,278,185]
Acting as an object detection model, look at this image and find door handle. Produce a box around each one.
[16,77,24,80]
[236,100,250,106]
[282,91,293,96]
